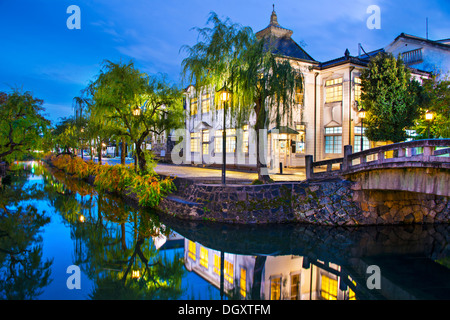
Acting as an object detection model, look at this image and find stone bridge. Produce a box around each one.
[158,139,450,226]
[306,139,450,197]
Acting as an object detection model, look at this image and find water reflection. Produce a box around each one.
[0,161,52,299]
[1,161,450,300]
[174,220,450,300]
[42,164,186,300]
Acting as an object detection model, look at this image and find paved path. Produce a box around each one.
[81,155,306,183]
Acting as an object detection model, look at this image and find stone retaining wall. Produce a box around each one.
[47,161,450,226]
[158,177,450,225]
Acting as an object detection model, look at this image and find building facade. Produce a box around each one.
[184,238,357,300]
[181,9,445,170]
[384,33,450,77]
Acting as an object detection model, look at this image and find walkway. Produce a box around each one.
[81,155,306,183]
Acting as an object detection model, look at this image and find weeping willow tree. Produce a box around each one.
[181,12,303,182]
[87,60,184,173]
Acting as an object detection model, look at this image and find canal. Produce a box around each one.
[1,161,449,300]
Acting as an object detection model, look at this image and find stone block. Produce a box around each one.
[404,214,415,224]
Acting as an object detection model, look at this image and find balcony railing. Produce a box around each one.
[402,48,423,65]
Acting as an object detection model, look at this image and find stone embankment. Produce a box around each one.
[158,176,450,225]
[44,159,450,226]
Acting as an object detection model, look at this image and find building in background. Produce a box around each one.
[182,9,447,169]
[384,33,450,77]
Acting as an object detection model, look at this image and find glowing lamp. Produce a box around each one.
[217,86,232,103]
[358,107,366,119]
[132,108,141,116]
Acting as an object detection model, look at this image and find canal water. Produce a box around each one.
[1,161,449,300]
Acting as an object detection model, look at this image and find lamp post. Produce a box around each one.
[425,110,434,139]
[217,85,231,185]
[358,107,366,151]
[80,127,85,159]
[132,107,141,171]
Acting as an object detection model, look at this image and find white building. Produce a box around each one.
[384,33,450,77]
[183,238,357,300]
[182,9,445,170]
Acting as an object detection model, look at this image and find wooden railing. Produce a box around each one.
[305,139,450,180]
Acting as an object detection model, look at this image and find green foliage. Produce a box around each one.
[86,60,184,173]
[181,12,303,181]
[50,155,175,208]
[94,163,135,193]
[51,117,81,154]
[413,74,450,138]
[360,52,424,142]
[127,174,176,208]
[0,90,50,162]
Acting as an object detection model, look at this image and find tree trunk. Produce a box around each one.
[251,256,267,300]
[255,100,271,183]
[121,137,126,165]
[121,223,127,250]
[135,142,147,173]
[98,145,102,165]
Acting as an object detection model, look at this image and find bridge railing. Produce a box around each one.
[305,139,450,179]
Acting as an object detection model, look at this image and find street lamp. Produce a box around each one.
[425,110,434,138]
[132,107,141,116]
[358,106,366,151]
[132,107,141,171]
[217,85,232,185]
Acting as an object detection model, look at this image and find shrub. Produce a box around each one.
[50,154,175,208]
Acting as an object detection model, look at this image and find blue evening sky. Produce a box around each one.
[1,0,449,124]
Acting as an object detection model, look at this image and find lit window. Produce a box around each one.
[214,254,221,275]
[214,130,236,153]
[347,280,357,300]
[240,268,247,298]
[215,92,224,110]
[188,240,196,261]
[295,87,304,105]
[200,246,209,269]
[325,78,343,103]
[354,127,369,152]
[243,125,249,153]
[348,288,356,300]
[224,260,234,284]
[270,277,281,300]
[226,137,236,153]
[325,127,342,154]
[295,123,306,154]
[321,275,338,300]
[202,93,211,113]
[290,274,300,300]
[190,97,198,116]
[190,132,200,152]
[202,130,209,155]
[354,77,362,101]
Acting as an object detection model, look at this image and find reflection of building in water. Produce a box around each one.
[184,239,256,298]
[152,229,184,251]
[184,239,356,300]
